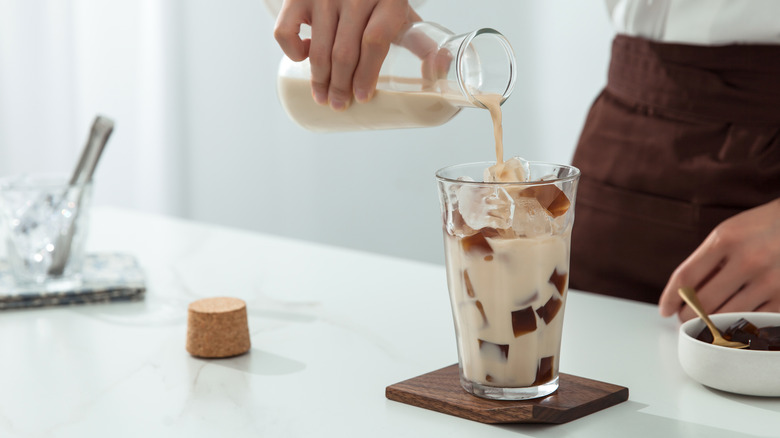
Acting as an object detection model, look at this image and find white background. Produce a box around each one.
[0,0,614,264]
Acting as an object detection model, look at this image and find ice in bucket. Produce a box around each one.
[436,158,579,400]
[0,174,92,288]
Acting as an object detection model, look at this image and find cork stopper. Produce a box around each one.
[186,297,251,358]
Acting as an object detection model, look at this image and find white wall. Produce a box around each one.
[0,1,614,265]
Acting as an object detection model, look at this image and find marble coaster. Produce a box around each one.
[0,253,145,310]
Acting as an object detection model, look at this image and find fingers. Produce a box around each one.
[407,6,422,22]
[756,301,780,313]
[274,1,310,62]
[714,269,780,314]
[678,256,750,321]
[658,232,727,317]
[352,1,411,103]
[309,2,339,106]
[275,0,417,109]
[328,6,373,110]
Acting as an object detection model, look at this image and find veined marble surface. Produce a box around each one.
[0,208,777,437]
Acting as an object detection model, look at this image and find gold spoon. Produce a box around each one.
[678,287,749,349]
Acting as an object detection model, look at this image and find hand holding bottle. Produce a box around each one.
[274,0,420,111]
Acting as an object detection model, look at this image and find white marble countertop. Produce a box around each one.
[0,207,778,437]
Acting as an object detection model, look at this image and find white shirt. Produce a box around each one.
[606,0,780,45]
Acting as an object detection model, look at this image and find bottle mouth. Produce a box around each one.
[455,28,517,108]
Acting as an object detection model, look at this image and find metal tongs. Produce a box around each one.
[47,116,114,276]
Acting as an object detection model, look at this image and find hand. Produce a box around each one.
[274,0,421,111]
[659,199,780,321]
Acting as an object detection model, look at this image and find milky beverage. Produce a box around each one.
[277,76,468,132]
[443,93,572,390]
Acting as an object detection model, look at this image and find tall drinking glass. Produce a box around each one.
[436,161,579,400]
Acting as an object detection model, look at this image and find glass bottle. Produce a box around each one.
[277,22,517,132]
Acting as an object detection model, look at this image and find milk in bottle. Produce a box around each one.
[277,22,516,132]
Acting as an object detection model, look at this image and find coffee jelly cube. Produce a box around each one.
[460,229,497,255]
[749,338,771,350]
[475,300,488,327]
[533,356,554,385]
[549,269,568,296]
[695,326,714,344]
[461,232,491,254]
[511,306,537,337]
[757,325,780,350]
[463,270,476,298]
[724,318,760,345]
[535,296,563,325]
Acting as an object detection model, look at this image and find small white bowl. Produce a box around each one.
[679,312,780,397]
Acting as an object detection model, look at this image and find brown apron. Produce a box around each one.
[570,35,780,304]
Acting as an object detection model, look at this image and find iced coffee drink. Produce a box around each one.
[436,158,579,400]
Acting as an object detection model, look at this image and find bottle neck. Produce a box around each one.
[448,28,517,108]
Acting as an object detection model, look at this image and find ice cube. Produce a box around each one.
[518,185,570,218]
[511,306,537,337]
[450,176,475,204]
[443,178,478,237]
[511,197,553,237]
[445,176,474,206]
[6,192,72,279]
[478,339,509,361]
[535,295,562,325]
[457,185,513,230]
[446,208,477,237]
[551,212,570,235]
[484,157,530,183]
[533,356,554,385]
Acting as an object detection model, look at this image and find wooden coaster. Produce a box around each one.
[386,364,628,424]
[186,297,251,358]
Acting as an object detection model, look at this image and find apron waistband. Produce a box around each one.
[607,35,780,124]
